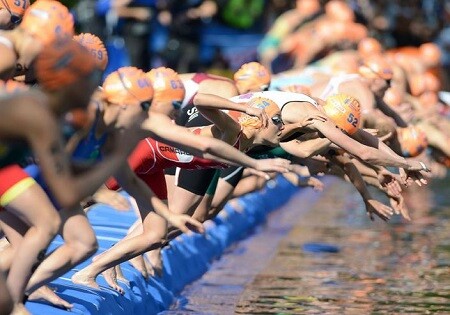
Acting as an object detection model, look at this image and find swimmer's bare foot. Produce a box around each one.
[101,267,124,294]
[128,255,148,279]
[115,265,129,285]
[146,249,163,277]
[143,257,155,277]
[11,303,30,315]
[71,269,100,290]
[28,286,73,310]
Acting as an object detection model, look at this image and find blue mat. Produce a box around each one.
[26,175,300,314]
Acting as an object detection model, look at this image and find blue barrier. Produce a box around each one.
[26,175,300,314]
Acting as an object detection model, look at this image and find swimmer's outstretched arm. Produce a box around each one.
[375,96,408,128]
[280,137,332,159]
[329,154,393,221]
[140,112,291,174]
[309,117,428,171]
[193,93,269,131]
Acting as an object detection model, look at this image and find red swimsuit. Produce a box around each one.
[106,130,240,199]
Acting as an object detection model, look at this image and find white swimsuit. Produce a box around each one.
[230,90,319,110]
[319,74,360,100]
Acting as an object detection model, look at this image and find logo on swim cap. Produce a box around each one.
[323,94,361,135]
[103,67,153,106]
[73,33,108,71]
[238,97,279,129]
[146,67,185,103]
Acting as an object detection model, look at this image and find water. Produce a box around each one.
[235,177,450,314]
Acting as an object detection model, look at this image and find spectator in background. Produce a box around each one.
[216,0,266,31]
[72,0,108,40]
[112,0,155,71]
[157,0,217,73]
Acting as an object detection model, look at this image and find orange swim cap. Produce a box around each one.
[20,0,74,45]
[234,62,271,93]
[146,67,185,106]
[325,0,355,22]
[419,43,441,68]
[358,38,383,57]
[238,97,280,129]
[73,33,108,71]
[397,126,428,157]
[358,54,393,80]
[102,66,153,106]
[323,93,361,135]
[0,79,28,94]
[0,0,30,17]
[35,38,97,91]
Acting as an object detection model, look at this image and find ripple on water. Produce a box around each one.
[235,176,450,314]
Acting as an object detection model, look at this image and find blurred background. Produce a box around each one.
[63,0,449,81]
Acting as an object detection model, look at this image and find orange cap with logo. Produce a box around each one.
[102,66,154,106]
[358,54,393,80]
[146,67,185,104]
[0,79,28,93]
[20,0,74,45]
[0,0,30,17]
[238,97,280,129]
[35,38,97,91]
[419,43,441,68]
[397,126,428,158]
[73,33,108,71]
[323,93,361,135]
[234,62,271,93]
[358,37,383,57]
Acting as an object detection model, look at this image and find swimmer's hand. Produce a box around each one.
[167,213,205,234]
[400,161,430,186]
[365,199,393,222]
[377,168,403,197]
[305,176,324,191]
[250,158,291,179]
[389,194,411,221]
[297,114,328,129]
[245,106,269,128]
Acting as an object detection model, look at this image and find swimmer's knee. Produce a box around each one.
[142,231,164,249]
[73,237,98,258]
[38,211,61,236]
